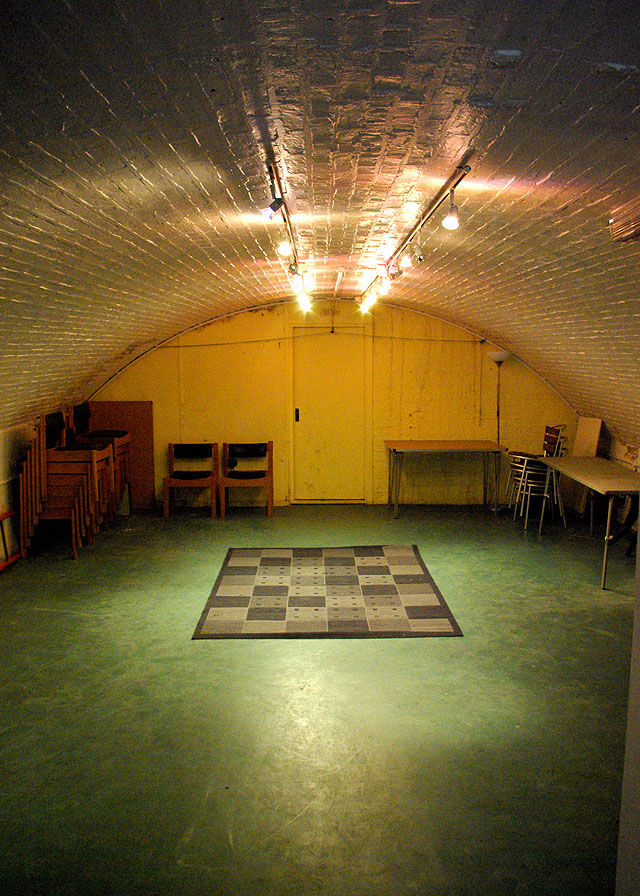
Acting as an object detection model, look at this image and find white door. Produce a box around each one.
[292,327,366,501]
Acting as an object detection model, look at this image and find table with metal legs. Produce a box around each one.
[539,456,640,589]
[385,440,504,518]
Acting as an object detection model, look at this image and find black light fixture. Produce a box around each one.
[261,196,284,220]
[261,162,286,220]
[262,157,309,309]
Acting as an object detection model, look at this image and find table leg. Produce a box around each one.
[387,446,393,510]
[555,470,567,527]
[482,453,487,505]
[393,452,403,519]
[492,451,500,512]
[601,495,615,590]
[538,466,552,535]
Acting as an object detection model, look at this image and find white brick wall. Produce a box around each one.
[0,0,639,447]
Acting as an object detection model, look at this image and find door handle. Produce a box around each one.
[295,408,300,422]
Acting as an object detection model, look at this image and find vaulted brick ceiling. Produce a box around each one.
[1,0,640,445]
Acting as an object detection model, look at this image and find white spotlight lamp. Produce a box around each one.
[360,290,377,314]
[378,277,391,296]
[277,239,292,257]
[298,292,312,313]
[291,272,305,295]
[442,189,459,230]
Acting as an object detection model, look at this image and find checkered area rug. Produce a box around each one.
[192,545,462,639]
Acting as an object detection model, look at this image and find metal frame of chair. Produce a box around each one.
[507,424,567,528]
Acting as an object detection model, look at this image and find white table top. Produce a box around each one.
[385,440,503,453]
[542,456,640,496]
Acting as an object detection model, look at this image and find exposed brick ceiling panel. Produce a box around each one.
[1,0,640,445]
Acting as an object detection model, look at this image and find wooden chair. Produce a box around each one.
[219,442,273,518]
[69,403,131,508]
[47,442,116,525]
[163,443,219,518]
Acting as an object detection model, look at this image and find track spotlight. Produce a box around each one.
[412,243,424,262]
[278,239,292,257]
[291,272,305,295]
[360,290,377,313]
[399,252,413,270]
[298,292,313,313]
[442,189,459,230]
[378,277,391,296]
[387,260,400,279]
[261,197,284,220]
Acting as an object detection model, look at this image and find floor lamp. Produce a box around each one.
[488,349,511,508]
[487,349,511,445]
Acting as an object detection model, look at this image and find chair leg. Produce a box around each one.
[210,484,217,518]
[267,480,274,517]
[219,485,226,518]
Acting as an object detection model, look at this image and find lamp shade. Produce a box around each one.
[487,349,511,364]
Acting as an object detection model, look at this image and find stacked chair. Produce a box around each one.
[67,402,131,513]
[18,406,131,560]
[507,425,567,530]
[20,416,88,559]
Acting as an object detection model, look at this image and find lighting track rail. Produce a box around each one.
[267,160,299,274]
[359,163,471,308]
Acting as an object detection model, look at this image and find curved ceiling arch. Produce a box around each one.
[91,297,574,423]
[1,0,640,445]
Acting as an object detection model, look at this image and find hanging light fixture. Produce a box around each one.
[354,161,471,312]
[297,292,312,313]
[277,239,292,257]
[291,271,312,312]
[441,189,459,230]
[360,289,378,314]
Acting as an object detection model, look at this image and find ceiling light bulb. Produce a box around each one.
[360,291,377,314]
[442,189,459,230]
[277,240,292,257]
[399,253,413,270]
[298,292,312,313]
[291,272,305,295]
[378,277,391,295]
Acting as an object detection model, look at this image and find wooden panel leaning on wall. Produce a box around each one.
[89,401,155,511]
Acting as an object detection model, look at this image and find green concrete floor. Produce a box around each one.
[0,504,636,896]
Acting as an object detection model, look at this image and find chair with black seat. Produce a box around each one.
[163,443,219,518]
[219,442,273,518]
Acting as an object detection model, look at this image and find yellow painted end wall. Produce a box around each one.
[95,302,577,508]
